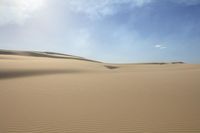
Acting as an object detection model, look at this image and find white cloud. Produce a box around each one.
[1,0,199,26]
[66,0,200,20]
[0,0,46,26]
[155,44,166,49]
[155,45,161,48]
[66,0,152,19]
[173,0,200,5]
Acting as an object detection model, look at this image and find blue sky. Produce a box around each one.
[0,0,200,63]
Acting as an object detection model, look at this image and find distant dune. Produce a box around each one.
[0,50,200,133]
[0,49,100,63]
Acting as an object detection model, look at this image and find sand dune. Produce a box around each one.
[0,49,100,63]
[0,50,200,133]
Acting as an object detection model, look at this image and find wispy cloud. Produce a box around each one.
[0,0,46,26]
[66,0,200,20]
[173,0,200,5]
[155,44,167,49]
[67,0,152,19]
[1,0,199,26]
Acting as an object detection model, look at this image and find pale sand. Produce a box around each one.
[0,51,200,133]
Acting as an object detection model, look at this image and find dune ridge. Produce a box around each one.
[0,49,100,63]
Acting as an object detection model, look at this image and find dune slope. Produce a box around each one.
[0,50,200,133]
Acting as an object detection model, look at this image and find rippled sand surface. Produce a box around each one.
[1,51,200,133]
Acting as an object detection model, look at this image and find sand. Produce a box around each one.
[0,50,200,133]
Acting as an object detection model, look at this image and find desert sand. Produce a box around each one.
[0,50,200,133]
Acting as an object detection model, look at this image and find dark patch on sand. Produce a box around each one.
[104,65,119,69]
[0,69,82,79]
[171,62,185,64]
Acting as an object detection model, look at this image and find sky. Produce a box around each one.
[0,0,200,63]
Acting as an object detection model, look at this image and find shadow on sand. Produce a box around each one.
[0,69,82,79]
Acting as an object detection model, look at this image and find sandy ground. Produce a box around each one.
[0,51,200,133]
